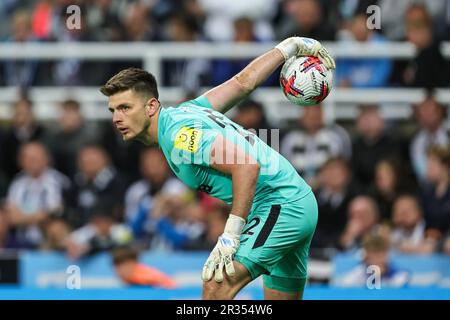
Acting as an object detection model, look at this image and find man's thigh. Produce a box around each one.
[234,192,318,284]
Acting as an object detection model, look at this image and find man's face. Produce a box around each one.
[20,144,49,178]
[108,90,150,142]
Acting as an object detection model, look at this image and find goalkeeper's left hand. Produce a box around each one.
[275,37,336,70]
[202,214,246,283]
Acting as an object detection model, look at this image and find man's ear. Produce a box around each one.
[145,97,160,118]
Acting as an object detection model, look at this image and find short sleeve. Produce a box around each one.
[168,123,219,167]
[189,95,214,110]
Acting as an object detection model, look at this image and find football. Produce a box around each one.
[279,55,333,106]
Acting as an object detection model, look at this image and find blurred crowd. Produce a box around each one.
[0,0,449,264]
[0,0,449,90]
[0,92,449,262]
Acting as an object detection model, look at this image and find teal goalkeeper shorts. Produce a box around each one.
[234,191,318,293]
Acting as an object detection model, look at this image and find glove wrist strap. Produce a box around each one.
[224,214,246,238]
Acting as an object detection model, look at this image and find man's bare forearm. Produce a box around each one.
[234,48,285,96]
[205,49,285,114]
[229,163,260,220]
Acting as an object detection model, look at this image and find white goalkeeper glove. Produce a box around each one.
[275,37,336,70]
[202,214,246,283]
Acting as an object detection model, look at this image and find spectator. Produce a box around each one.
[124,148,188,223]
[312,157,359,249]
[369,159,413,221]
[86,0,124,42]
[444,234,450,255]
[99,121,145,184]
[410,95,449,182]
[391,194,435,254]
[419,146,450,241]
[2,10,39,87]
[351,105,401,187]
[335,232,410,288]
[276,0,336,41]
[122,2,161,42]
[211,16,276,87]
[184,201,229,250]
[0,207,13,248]
[162,13,210,92]
[339,195,380,251]
[335,13,392,88]
[281,104,351,187]
[131,193,205,251]
[199,0,276,42]
[112,246,177,288]
[379,0,447,41]
[395,4,449,87]
[232,100,271,131]
[66,200,133,260]
[5,142,69,249]
[1,97,47,182]
[66,144,126,229]
[50,3,104,86]
[47,99,98,178]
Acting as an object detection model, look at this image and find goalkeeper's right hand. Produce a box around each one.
[275,37,336,70]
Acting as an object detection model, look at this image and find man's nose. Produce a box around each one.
[112,111,121,123]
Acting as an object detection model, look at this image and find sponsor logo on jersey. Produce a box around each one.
[174,127,202,153]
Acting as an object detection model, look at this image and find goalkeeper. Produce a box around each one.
[100,37,335,300]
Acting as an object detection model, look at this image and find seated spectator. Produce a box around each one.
[232,100,271,131]
[419,145,450,241]
[163,13,210,92]
[99,121,145,183]
[199,0,277,42]
[184,201,230,251]
[379,0,446,41]
[391,194,435,254]
[336,13,392,88]
[211,16,276,87]
[0,207,13,249]
[281,104,351,187]
[444,235,450,255]
[2,10,40,87]
[231,100,275,148]
[339,196,380,251]
[369,158,413,221]
[5,142,70,249]
[410,95,449,181]
[312,157,359,249]
[47,99,98,178]
[276,0,335,41]
[66,144,126,229]
[112,246,176,288]
[131,193,205,251]
[124,148,189,224]
[393,4,449,87]
[1,97,47,182]
[335,232,410,288]
[86,0,124,42]
[122,1,162,42]
[351,105,401,187]
[66,200,133,260]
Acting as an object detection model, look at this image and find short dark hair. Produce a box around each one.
[100,68,159,99]
[61,99,81,111]
[112,246,139,265]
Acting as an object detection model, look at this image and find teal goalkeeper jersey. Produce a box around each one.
[157,95,311,210]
